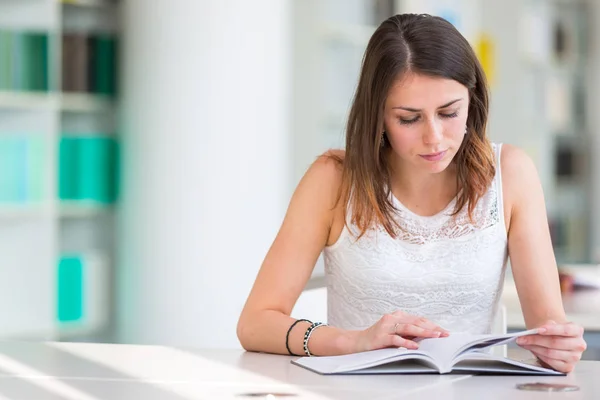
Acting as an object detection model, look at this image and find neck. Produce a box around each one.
[387,153,458,214]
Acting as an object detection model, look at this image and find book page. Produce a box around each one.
[415,328,541,371]
[292,348,433,374]
[453,351,564,375]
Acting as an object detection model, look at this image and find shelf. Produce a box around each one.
[60,201,113,218]
[0,91,55,110]
[60,0,115,8]
[0,92,114,113]
[60,93,114,113]
[0,204,51,219]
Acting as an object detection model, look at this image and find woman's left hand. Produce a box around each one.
[516,320,587,373]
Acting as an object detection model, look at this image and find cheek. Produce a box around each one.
[447,115,468,139]
[387,129,419,150]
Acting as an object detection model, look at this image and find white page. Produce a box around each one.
[415,328,541,371]
[293,348,427,374]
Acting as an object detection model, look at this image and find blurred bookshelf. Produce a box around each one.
[519,0,592,264]
[61,0,116,8]
[0,0,119,342]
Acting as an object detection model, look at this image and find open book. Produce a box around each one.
[292,328,564,375]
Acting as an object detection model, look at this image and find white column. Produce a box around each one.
[117,0,292,347]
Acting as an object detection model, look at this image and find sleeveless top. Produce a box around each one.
[323,143,508,334]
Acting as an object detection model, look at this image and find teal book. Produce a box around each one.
[77,137,118,203]
[58,137,79,200]
[57,255,84,323]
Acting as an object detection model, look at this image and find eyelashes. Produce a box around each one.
[399,111,459,125]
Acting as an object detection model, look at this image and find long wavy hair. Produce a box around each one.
[331,13,495,238]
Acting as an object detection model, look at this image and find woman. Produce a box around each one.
[237,13,586,373]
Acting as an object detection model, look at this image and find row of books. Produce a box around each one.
[62,33,118,96]
[0,30,118,95]
[0,135,118,204]
[0,31,49,92]
[59,136,119,203]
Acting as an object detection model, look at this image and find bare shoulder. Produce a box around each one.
[299,149,345,202]
[294,150,345,209]
[500,144,539,185]
[500,143,543,214]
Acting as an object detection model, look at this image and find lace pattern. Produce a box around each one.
[323,143,508,334]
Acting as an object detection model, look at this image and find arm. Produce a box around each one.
[502,144,586,372]
[502,144,565,326]
[237,151,447,356]
[236,152,355,356]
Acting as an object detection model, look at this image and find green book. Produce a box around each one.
[28,33,49,91]
[58,136,79,200]
[0,30,12,91]
[77,137,118,203]
[57,255,84,323]
[11,33,23,91]
[91,35,117,96]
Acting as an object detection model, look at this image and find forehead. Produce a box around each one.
[386,72,468,107]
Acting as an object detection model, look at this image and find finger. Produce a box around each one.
[387,334,419,350]
[520,345,581,363]
[538,322,583,337]
[405,315,450,335]
[535,354,574,373]
[393,323,442,338]
[518,335,586,351]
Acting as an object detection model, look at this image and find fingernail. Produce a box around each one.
[517,338,526,345]
[538,328,547,334]
[434,331,441,337]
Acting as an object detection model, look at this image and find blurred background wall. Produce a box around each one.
[0,0,598,351]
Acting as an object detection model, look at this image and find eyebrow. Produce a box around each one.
[392,98,463,112]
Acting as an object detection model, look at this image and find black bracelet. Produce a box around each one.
[285,319,311,356]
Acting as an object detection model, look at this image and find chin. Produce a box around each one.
[427,162,452,174]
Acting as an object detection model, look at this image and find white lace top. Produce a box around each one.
[323,143,508,334]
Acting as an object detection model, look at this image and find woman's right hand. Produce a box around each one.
[349,311,450,353]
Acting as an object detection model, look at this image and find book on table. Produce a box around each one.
[292,328,564,375]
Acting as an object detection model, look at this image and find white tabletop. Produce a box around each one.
[0,341,597,399]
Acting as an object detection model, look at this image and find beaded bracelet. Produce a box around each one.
[303,322,326,357]
[285,319,311,356]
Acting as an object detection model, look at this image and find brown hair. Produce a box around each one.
[331,13,495,238]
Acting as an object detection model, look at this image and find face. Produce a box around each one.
[383,72,469,174]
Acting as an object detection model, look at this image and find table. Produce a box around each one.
[0,342,597,399]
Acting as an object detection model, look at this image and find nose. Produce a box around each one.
[422,119,443,145]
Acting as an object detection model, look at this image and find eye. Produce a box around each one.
[399,116,420,125]
[440,111,459,119]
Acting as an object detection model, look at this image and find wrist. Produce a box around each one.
[334,329,361,354]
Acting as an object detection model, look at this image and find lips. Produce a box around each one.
[419,150,447,162]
